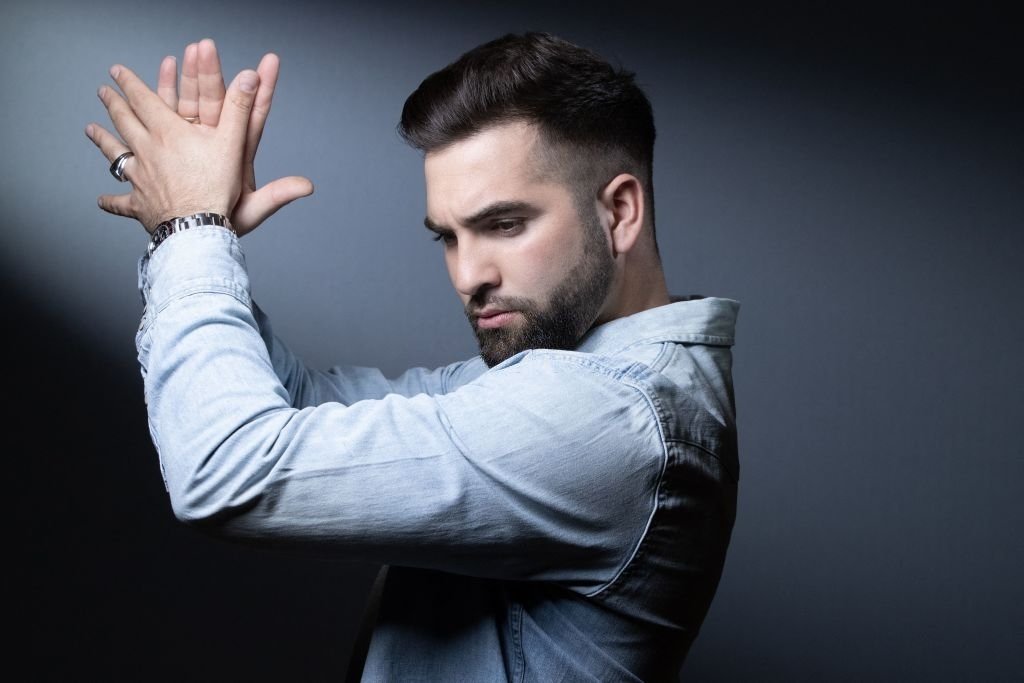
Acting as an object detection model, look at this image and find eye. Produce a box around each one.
[492,219,524,236]
[432,231,456,246]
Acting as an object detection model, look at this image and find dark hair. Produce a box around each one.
[398,32,657,232]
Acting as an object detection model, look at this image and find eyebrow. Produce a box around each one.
[424,200,537,234]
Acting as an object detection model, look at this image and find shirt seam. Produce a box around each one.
[599,333,735,356]
[665,437,738,483]
[511,600,525,683]
[583,370,667,599]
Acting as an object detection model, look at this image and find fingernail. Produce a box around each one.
[85,124,94,137]
[110,65,121,79]
[239,73,258,93]
[97,86,105,100]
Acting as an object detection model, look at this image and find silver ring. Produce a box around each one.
[109,151,133,182]
[182,115,199,123]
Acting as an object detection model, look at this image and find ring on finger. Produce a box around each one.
[182,115,199,123]
[109,151,134,182]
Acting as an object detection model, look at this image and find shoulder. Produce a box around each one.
[435,347,666,457]
[436,348,667,469]
[453,348,662,419]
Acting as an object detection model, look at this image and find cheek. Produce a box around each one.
[516,249,557,291]
[510,225,581,291]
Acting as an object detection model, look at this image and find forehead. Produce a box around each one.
[423,121,562,223]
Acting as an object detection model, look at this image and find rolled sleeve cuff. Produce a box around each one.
[137,225,250,313]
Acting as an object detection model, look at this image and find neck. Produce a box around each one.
[595,252,671,326]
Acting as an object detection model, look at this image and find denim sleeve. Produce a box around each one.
[136,228,665,593]
[139,242,485,409]
[251,302,487,407]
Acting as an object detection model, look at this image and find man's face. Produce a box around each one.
[424,121,615,367]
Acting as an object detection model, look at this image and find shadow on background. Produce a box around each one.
[10,274,377,681]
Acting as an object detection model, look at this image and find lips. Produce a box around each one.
[475,307,510,319]
[474,309,519,329]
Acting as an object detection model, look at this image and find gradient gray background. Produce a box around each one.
[5,1,1021,680]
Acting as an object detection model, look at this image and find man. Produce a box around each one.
[87,32,739,681]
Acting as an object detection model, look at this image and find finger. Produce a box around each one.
[97,192,135,218]
[233,176,314,234]
[197,38,226,127]
[84,122,130,163]
[219,69,260,145]
[98,84,147,149]
[157,55,178,110]
[245,53,281,166]
[109,64,174,130]
[178,42,199,119]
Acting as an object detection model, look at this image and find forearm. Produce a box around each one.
[135,227,482,527]
[137,226,292,517]
[253,301,485,407]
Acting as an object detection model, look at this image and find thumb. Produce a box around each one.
[232,176,314,235]
[221,69,260,142]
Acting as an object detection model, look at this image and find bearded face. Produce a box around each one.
[465,211,614,367]
[424,122,618,368]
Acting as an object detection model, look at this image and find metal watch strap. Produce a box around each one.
[148,212,235,255]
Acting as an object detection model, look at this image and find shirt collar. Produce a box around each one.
[574,295,740,356]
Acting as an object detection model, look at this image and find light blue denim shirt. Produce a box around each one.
[135,226,740,682]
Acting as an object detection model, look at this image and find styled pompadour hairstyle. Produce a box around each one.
[398,32,657,232]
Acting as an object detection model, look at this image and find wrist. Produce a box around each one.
[147,201,233,234]
[149,211,235,255]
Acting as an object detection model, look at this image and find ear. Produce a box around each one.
[597,173,645,257]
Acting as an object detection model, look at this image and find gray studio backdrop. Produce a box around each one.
[4,1,1021,680]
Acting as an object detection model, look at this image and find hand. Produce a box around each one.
[156,39,314,236]
[87,39,313,237]
[88,61,258,233]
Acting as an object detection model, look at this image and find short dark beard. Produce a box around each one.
[466,213,615,367]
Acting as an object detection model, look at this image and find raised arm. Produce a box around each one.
[136,227,663,592]
[90,41,478,407]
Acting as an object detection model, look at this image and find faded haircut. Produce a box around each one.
[398,32,657,236]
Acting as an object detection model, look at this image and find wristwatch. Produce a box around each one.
[149,211,235,255]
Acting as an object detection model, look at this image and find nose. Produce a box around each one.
[449,236,500,299]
